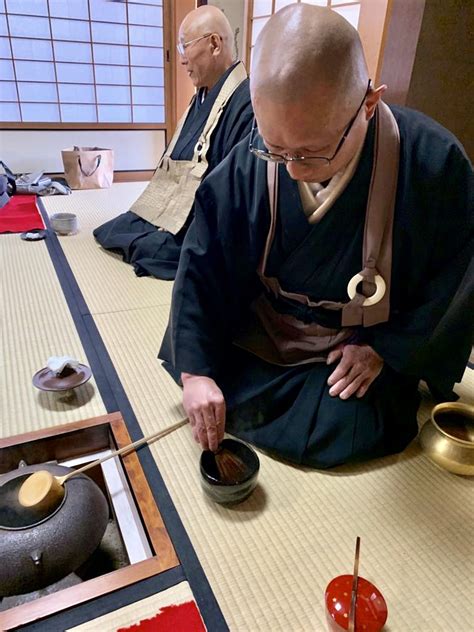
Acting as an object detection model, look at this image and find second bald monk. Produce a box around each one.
[93,6,253,280]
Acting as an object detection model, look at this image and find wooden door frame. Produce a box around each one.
[377,0,426,104]
[172,0,197,128]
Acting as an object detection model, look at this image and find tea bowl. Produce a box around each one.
[50,212,78,235]
[200,438,260,505]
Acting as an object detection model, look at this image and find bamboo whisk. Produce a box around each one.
[215,448,248,483]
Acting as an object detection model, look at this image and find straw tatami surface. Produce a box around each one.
[1,234,105,437]
[6,184,472,631]
[43,184,173,314]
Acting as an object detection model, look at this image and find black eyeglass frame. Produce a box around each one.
[249,79,372,165]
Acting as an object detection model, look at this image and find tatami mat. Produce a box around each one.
[42,184,173,314]
[43,183,147,232]
[0,235,105,437]
[94,303,474,632]
[93,305,183,423]
[7,186,474,631]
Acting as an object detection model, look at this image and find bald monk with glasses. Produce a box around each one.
[160,4,473,468]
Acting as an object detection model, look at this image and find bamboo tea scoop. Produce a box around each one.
[18,418,188,510]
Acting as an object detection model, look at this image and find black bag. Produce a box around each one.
[0,175,11,208]
[0,161,17,203]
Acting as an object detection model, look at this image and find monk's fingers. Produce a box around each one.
[329,364,363,397]
[212,399,226,445]
[209,389,225,420]
[202,406,220,453]
[327,343,364,385]
[339,373,366,400]
[193,412,210,451]
[193,415,207,448]
[327,361,350,387]
[356,379,372,399]
[198,397,224,452]
[190,415,201,444]
[327,354,359,389]
[184,401,199,427]
[332,360,383,398]
[356,365,383,398]
[187,411,199,440]
[188,409,206,447]
[327,347,344,365]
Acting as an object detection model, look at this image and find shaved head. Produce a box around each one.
[250,3,386,182]
[251,4,368,118]
[180,5,234,60]
[249,4,385,183]
[178,5,235,89]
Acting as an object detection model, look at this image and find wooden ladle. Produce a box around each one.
[18,418,188,510]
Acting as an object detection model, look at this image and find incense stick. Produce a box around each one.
[348,536,360,632]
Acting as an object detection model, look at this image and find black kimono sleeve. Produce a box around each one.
[159,145,268,379]
[368,142,473,395]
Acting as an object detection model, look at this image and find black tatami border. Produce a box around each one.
[20,200,229,632]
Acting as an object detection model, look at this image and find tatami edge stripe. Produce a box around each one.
[36,199,229,632]
[17,567,186,632]
[38,203,118,413]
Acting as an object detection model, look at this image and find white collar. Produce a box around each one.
[298,141,365,224]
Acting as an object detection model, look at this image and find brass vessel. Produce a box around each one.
[419,402,474,476]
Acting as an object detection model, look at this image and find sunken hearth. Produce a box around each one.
[0,413,179,631]
[1,518,129,610]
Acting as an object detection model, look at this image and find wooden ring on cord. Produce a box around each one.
[347,273,386,306]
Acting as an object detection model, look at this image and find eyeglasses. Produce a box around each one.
[177,33,213,56]
[249,79,372,166]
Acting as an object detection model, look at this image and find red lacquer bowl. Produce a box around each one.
[325,574,388,632]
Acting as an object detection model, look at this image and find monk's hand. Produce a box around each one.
[326,343,383,400]
[181,373,226,452]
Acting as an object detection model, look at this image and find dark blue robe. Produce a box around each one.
[93,63,253,280]
[159,105,473,468]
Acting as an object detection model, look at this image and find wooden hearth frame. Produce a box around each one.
[0,412,179,630]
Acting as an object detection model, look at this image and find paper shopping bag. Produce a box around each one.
[62,146,114,189]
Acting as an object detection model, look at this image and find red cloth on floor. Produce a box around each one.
[0,195,45,233]
[117,601,206,632]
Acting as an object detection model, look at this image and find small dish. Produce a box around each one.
[20,229,47,241]
[200,438,260,505]
[32,364,92,392]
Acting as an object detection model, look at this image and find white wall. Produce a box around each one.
[0,129,166,174]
